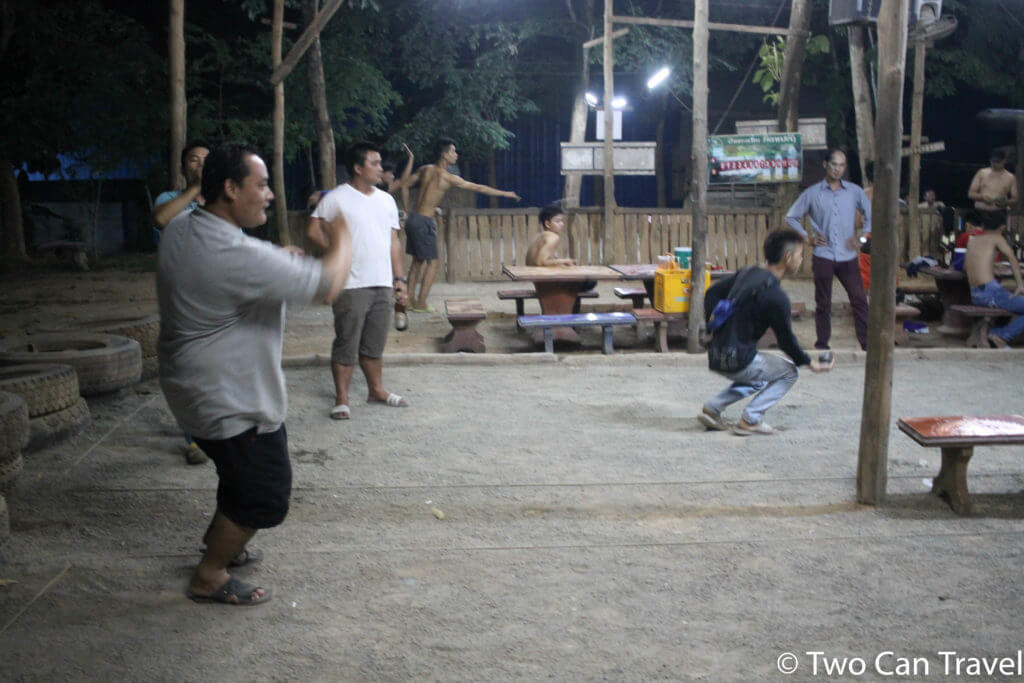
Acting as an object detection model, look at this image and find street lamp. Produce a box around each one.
[611,96,628,109]
[585,92,599,107]
[646,66,670,90]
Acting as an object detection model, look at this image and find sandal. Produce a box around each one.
[187,577,271,606]
[330,404,351,420]
[732,421,776,436]
[368,393,408,408]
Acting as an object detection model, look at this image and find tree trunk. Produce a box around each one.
[169,0,186,190]
[848,24,875,183]
[0,160,26,261]
[857,0,909,507]
[601,0,617,263]
[302,0,335,190]
[774,0,812,213]
[656,92,667,208]
[907,40,927,260]
[272,0,291,245]
[564,43,591,209]
[686,0,709,352]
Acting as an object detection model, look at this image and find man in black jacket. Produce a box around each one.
[698,228,833,436]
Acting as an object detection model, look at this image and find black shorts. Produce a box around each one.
[195,424,291,530]
[405,213,439,261]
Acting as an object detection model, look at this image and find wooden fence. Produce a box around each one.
[441,207,945,282]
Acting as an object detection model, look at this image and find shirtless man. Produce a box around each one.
[968,149,1018,229]
[964,211,1024,348]
[526,205,575,267]
[402,137,521,312]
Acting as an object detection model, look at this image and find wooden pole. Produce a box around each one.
[169,0,186,190]
[564,43,591,209]
[302,0,335,190]
[857,0,909,506]
[270,0,344,85]
[848,24,876,183]
[776,0,811,135]
[686,0,708,353]
[612,14,791,36]
[602,0,616,263]
[907,39,927,260]
[271,0,291,245]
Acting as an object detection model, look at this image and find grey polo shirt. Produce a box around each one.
[785,179,872,262]
[156,208,325,440]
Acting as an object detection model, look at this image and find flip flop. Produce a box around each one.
[369,393,408,408]
[228,546,262,568]
[330,404,351,420]
[732,421,776,436]
[187,577,271,606]
[697,410,729,431]
[409,305,436,313]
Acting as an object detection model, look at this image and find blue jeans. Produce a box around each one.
[706,352,799,426]
[970,280,1024,342]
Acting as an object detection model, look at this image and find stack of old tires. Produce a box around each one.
[33,314,159,379]
[0,364,90,451]
[0,392,29,547]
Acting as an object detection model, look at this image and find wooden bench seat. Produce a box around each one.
[613,286,648,308]
[517,312,636,354]
[443,297,486,353]
[498,288,598,316]
[949,304,1012,348]
[633,308,688,352]
[898,415,1024,516]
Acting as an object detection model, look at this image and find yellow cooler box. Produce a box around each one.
[654,268,711,313]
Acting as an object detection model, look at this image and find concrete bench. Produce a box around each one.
[898,415,1024,516]
[633,308,688,352]
[949,305,1012,348]
[517,312,636,354]
[613,286,648,309]
[498,288,598,316]
[442,297,486,353]
[37,240,88,271]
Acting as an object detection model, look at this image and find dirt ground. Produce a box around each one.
[2,255,1024,681]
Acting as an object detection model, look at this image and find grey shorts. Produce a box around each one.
[405,213,439,261]
[331,287,392,365]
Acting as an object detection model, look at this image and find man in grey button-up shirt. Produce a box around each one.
[786,149,871,350]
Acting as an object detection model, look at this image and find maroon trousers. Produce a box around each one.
[812,255,868,350]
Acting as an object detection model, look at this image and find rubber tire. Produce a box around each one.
[0,333,142,396]
[0,364,79,417]
[0,453,23,494]
[34,314,159,358]
[0,392,30,459]
[27,396,89,452]
[0,493,8,547]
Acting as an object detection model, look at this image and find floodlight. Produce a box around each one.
[646,67,671,90]
[585,92,599,107]
[611,96,627,109]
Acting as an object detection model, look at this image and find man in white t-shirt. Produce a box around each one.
[307,141,410,419]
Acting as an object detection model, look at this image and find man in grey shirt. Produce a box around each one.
[786,148,871,350]
[157,143,352,606]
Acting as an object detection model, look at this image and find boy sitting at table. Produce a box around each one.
[526,204,595,312]
[964,210,1024,348]
[527,204,576,267]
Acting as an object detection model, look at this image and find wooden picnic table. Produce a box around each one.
[898,414,1024,515]
[502,264,623,344]
[609,264,733,341]
[920,264,1014,337]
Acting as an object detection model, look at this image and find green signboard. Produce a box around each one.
[708,133,802,185]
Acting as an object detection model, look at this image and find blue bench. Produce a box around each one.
[517,312,637,354]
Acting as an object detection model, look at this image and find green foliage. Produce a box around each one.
[752,34,830,106]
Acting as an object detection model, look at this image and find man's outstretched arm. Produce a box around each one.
[448,174,520,202]
[153,186,201,229]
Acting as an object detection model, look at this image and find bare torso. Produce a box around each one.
[412,165,452,217]
[526,231,559,266]
[970,168,1017,211]
[965,231,1010,288]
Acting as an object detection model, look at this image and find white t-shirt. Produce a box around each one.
[313,184,399,289]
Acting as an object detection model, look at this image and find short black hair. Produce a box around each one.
[825,147,848,165]
[434,137,456,161]
[763,228,806,264]
[180,140,210,169]
[539,203,564,229]
[980,209,1007,231]
[201,143,260,204]
[990,148,1008,163]
[344,140,380,176]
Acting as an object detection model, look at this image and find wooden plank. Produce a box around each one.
[449,214,463,281]
[591,213,602,266]
[651,214,664,260]
[513,213,528,266]
[490,214,502,280]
